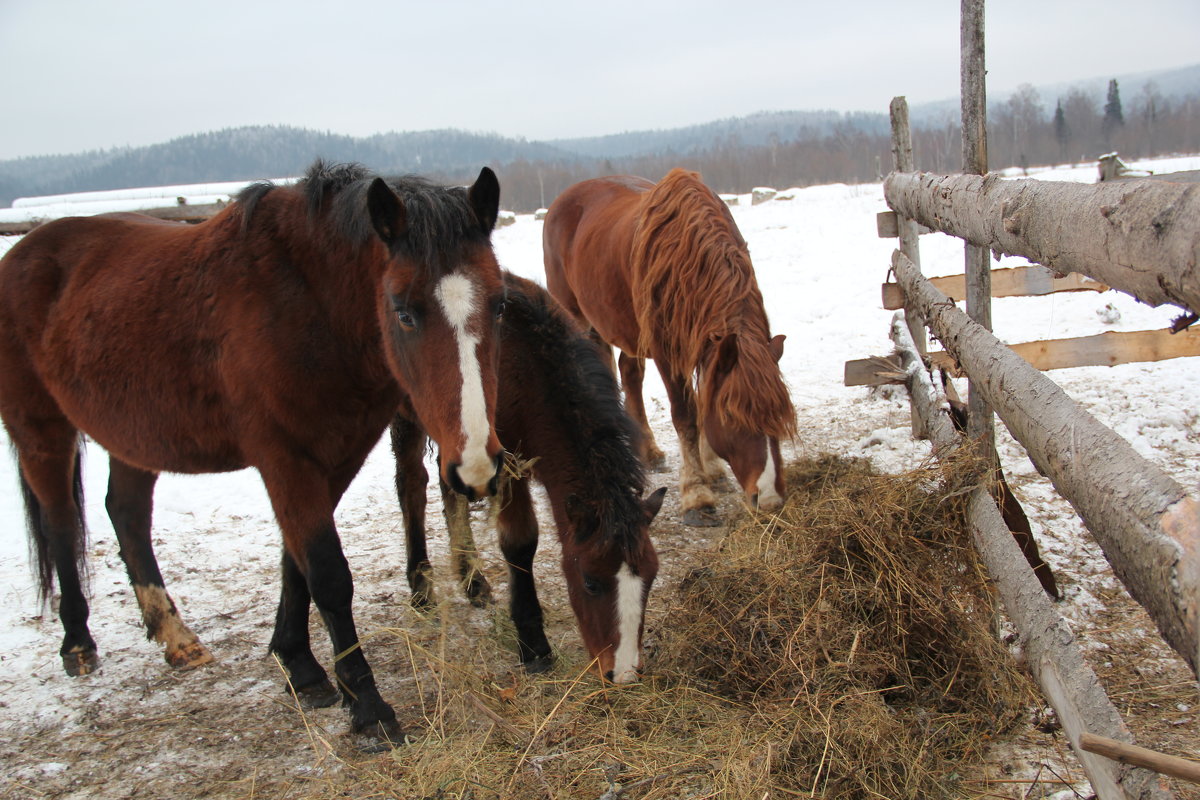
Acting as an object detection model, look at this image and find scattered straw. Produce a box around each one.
[293,454,1036,800]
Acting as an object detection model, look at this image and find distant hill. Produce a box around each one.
[910,62,1200,126]
[2,63,1197,210]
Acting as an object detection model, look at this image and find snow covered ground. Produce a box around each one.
[1,154,1198,797]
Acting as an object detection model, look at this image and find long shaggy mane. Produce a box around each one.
[630,169,795,438]
[236,160,489,273]
[501,273,651,564]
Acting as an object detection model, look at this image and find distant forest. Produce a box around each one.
[2,68,1198,213]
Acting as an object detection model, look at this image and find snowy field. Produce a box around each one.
[1,154,1198,797]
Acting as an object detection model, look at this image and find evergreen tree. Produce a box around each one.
[1053,99,1069,163]
[1102,79,1125,144]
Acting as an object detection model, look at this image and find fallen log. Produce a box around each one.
[883,170,1200,315]
[890,312,1172,800]
[893,249,1200,679]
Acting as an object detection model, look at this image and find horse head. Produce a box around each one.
[367,168,506,499]
[561,487,666,683]
[701,331,790,512]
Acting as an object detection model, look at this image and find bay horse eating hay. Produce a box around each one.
[390,272,665,682]
[543,168,796,526]
[0,161,507,738]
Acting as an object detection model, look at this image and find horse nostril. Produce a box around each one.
[446,462,478,501]
[750,492,760,509]
[604,670,615,682]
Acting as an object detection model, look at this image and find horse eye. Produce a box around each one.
[393,305,417,330]
[582,575,603,596]
[495,300,506,319]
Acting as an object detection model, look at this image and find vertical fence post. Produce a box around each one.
[960,0,995,459]
[889,96,927,439]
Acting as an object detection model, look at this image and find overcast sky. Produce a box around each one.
[1,0,1197,160]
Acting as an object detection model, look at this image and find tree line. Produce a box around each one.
[3,79,1198,214]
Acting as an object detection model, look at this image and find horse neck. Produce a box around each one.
[255,190,383,338]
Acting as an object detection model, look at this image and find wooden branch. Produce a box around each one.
[929,327,1200,374]
[881,266,1108,309]
[893,249,1200,678]
[883,170,1200,315]
[1080,732,1200,785]
[891,311,1173,800]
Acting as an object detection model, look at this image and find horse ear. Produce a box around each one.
[367,178,407,244]
[468,167,501,233]
[714,332,740,375]
[769,334,786,363]
[642,487,667,522]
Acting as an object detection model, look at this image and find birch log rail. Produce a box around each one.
[892,248,1200,679]
[890,312,1172,800]
[883,171,1200,315]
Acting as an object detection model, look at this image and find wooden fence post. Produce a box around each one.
[889,95,927,439]
[960,0,995,460]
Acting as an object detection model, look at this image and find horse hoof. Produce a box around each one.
[522,654,554,674]
[465,576,493,608]
[166,641,214,670]
[63,649,100,677]
[353,716,406,745]
[295,679,341,709]
[682,507,721,527]
[410,587,437,613]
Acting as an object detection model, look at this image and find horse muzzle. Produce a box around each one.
[446,452,503,500]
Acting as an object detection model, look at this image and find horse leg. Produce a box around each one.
[497,477,552,671]
[105,458,212,669]
[658,367,720,527]
[261,465,399,738]
[390,414,436,610]
[439,479,492,606]
[617,352,666,469]
[268,550,341,708]
[697,428,731,490]
[15,430,97,675]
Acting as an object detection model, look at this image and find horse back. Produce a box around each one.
[542,176,654,355]
[0,207,397,476]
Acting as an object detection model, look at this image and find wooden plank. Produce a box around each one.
[930,327,1200,374]
[876,210,933,238]
[892,310,1173,800]
[843,354,904,387]
[882,267,1109,309]
[0,202,226,236]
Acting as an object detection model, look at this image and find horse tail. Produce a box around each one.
[19,441,89,604]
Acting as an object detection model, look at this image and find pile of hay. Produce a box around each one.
[657,454,1035,797]
[300,455,1034,800]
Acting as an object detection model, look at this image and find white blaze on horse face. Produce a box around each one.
[756,439,783,511]
[436,272,492,490]
[611,562,644,684]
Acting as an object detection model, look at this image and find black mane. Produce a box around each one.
[237,160,490,272]
[500,274,650,558]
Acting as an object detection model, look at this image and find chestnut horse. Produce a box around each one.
[390,272,665,683]
[543,168,795,526]
[0,161,506,738]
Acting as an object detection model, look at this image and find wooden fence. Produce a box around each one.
[848,2,1200,797]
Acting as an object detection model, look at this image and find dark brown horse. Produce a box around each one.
[544,168,795,526]
[390,273,665,682]
[0,161,507,738]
